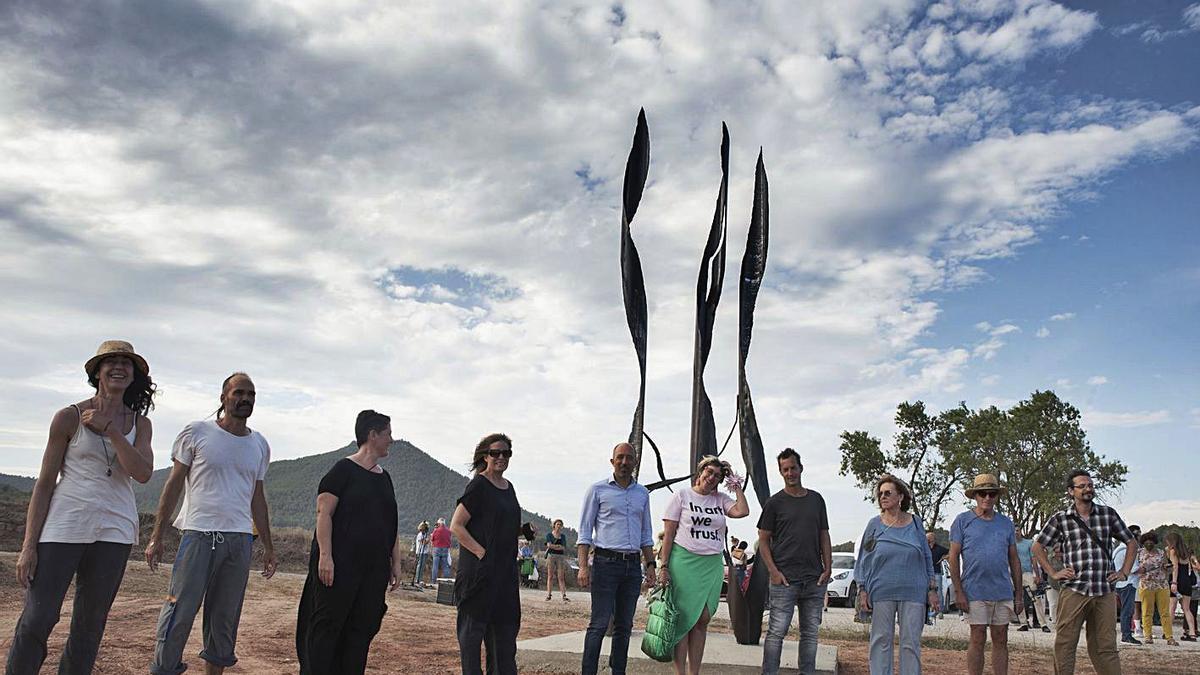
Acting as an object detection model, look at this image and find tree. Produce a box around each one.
[838,401,972,530]
[948,390,1128,535]
[838,391,1128,535]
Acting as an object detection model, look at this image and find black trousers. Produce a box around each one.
[456,611,518,675]
[295,560,389,675]
[6,541,131,675]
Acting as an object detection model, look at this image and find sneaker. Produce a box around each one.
[1018,625,1030,632]
[1041,626,1051,633]
[1122,636,1143,645]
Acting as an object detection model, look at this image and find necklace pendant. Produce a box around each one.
[106,468,112,477]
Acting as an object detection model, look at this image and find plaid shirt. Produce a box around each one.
[1037,503,1134,597]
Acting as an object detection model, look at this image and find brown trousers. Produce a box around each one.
[1054,588,1121,675]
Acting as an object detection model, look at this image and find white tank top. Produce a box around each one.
[39,405,140,545]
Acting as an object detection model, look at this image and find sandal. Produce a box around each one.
[1144,636,1154,644]
[562,595,570,602]
[1167,638,1179,646]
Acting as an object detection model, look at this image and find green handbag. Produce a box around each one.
[640,583,679,662]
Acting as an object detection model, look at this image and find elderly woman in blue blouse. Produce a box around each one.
[855,474,938,675]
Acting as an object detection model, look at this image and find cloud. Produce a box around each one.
[1116,499,1200,530]
[1050,313,1076,321]
[1035,326,1050,338]
[0,0,1195,536]
[1084,409,1172,428]
[1086,375,1108,386]
[1187,4,1200,31]
[1114,4,1200,43]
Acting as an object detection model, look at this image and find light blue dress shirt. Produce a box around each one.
[577,477,654,552]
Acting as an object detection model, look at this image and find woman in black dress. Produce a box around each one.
[296,410,402,674]
[450,432,522,675]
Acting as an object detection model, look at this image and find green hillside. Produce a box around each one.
[2,438,574,546]
[130,438,574,542]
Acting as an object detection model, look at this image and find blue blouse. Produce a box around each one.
[854,514,935,603]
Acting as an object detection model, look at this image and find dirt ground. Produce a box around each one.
[1,553,1194,674]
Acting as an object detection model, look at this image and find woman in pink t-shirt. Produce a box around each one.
[656,456,749,674]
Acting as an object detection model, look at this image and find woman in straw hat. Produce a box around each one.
[8,340,156,674]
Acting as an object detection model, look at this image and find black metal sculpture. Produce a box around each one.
[615,111,772,642]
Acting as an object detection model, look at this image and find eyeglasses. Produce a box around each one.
[487,449,513,458]
[978,491,999,498]
[877,490,895,498]
[1071,483,1094,490]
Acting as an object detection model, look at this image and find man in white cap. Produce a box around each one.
[948,474,1023,675]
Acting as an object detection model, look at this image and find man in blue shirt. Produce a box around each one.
[949,474,1023,675]
[577,442,655,675]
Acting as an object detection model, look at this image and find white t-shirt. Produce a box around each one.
[172,420,270,534]
[664,486,736,556]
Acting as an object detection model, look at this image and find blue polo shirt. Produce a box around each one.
[577,476,653,552]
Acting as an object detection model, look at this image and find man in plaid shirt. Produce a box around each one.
[1033,470,1137,675]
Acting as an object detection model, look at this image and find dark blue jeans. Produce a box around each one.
[1117,584,1137,639]
[581,555,643,675]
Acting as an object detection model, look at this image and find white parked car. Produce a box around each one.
[825,553,857,607]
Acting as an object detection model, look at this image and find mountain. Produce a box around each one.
[1,438,574,545]
[131,438,574,542]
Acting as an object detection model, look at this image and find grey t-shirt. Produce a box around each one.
[757,488,829,584]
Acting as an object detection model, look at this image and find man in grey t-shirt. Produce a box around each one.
[145,373,277,675]
[757,448,831,675]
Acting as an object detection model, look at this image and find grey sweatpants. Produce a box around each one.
[150,531,252,675]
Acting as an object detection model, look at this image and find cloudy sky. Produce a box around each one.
[2,0,1197,545]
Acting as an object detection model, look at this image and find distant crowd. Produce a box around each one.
[6,340,1192,675]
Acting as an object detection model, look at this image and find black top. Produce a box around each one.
[545,532,566,555]
[929,543,949,567]
[756,488,830,585]
[316,458,397,565]
[454,474,521,623]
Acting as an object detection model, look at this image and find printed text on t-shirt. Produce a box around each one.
[688,501,725,541]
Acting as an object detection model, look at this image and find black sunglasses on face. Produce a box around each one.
[978,491,998,498]
[487,449,513,458]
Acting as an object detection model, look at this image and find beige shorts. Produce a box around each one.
[966,600,1015,625]
[545,554,567,575]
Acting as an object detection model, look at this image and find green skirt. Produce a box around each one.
[667,545,723,644]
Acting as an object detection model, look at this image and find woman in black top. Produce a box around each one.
[544,518,570,601]
[296,410,402,675]
[450,432,522,675]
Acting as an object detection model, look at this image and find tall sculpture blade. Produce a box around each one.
[738,150,770,507]
[689,124,730,471]
[620,110,652,480]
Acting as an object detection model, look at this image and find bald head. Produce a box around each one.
[611,442,636,484]
[219,372,256,420]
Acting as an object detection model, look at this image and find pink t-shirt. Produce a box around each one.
[664,486,736,556]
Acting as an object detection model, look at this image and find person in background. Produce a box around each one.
[430,517,453,581]
[948,474,1023,675]
[926,531,949,622]
[413,521,431,586]
[450,433,522,675]
[1136,531,1172,645]
[1016,525,1051,633]
[8,341,156,674]
[544,519,570,602]
[1165,532,1197,641]
[518,534,536,588]
[1033,469,1136,674]
[1112,524,1141,644]
[658,456,750,675]
[855,474,937,675]
[295,410,402,674]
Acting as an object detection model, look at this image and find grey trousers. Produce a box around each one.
[6,541,131,675]
[150,531,252,675]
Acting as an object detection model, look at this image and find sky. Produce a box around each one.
[1,0,1197,547]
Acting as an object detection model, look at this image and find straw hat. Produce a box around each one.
[964,473,1007,498]
[85,340,149,377]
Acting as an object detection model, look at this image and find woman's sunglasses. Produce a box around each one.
[487,448,513,458]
